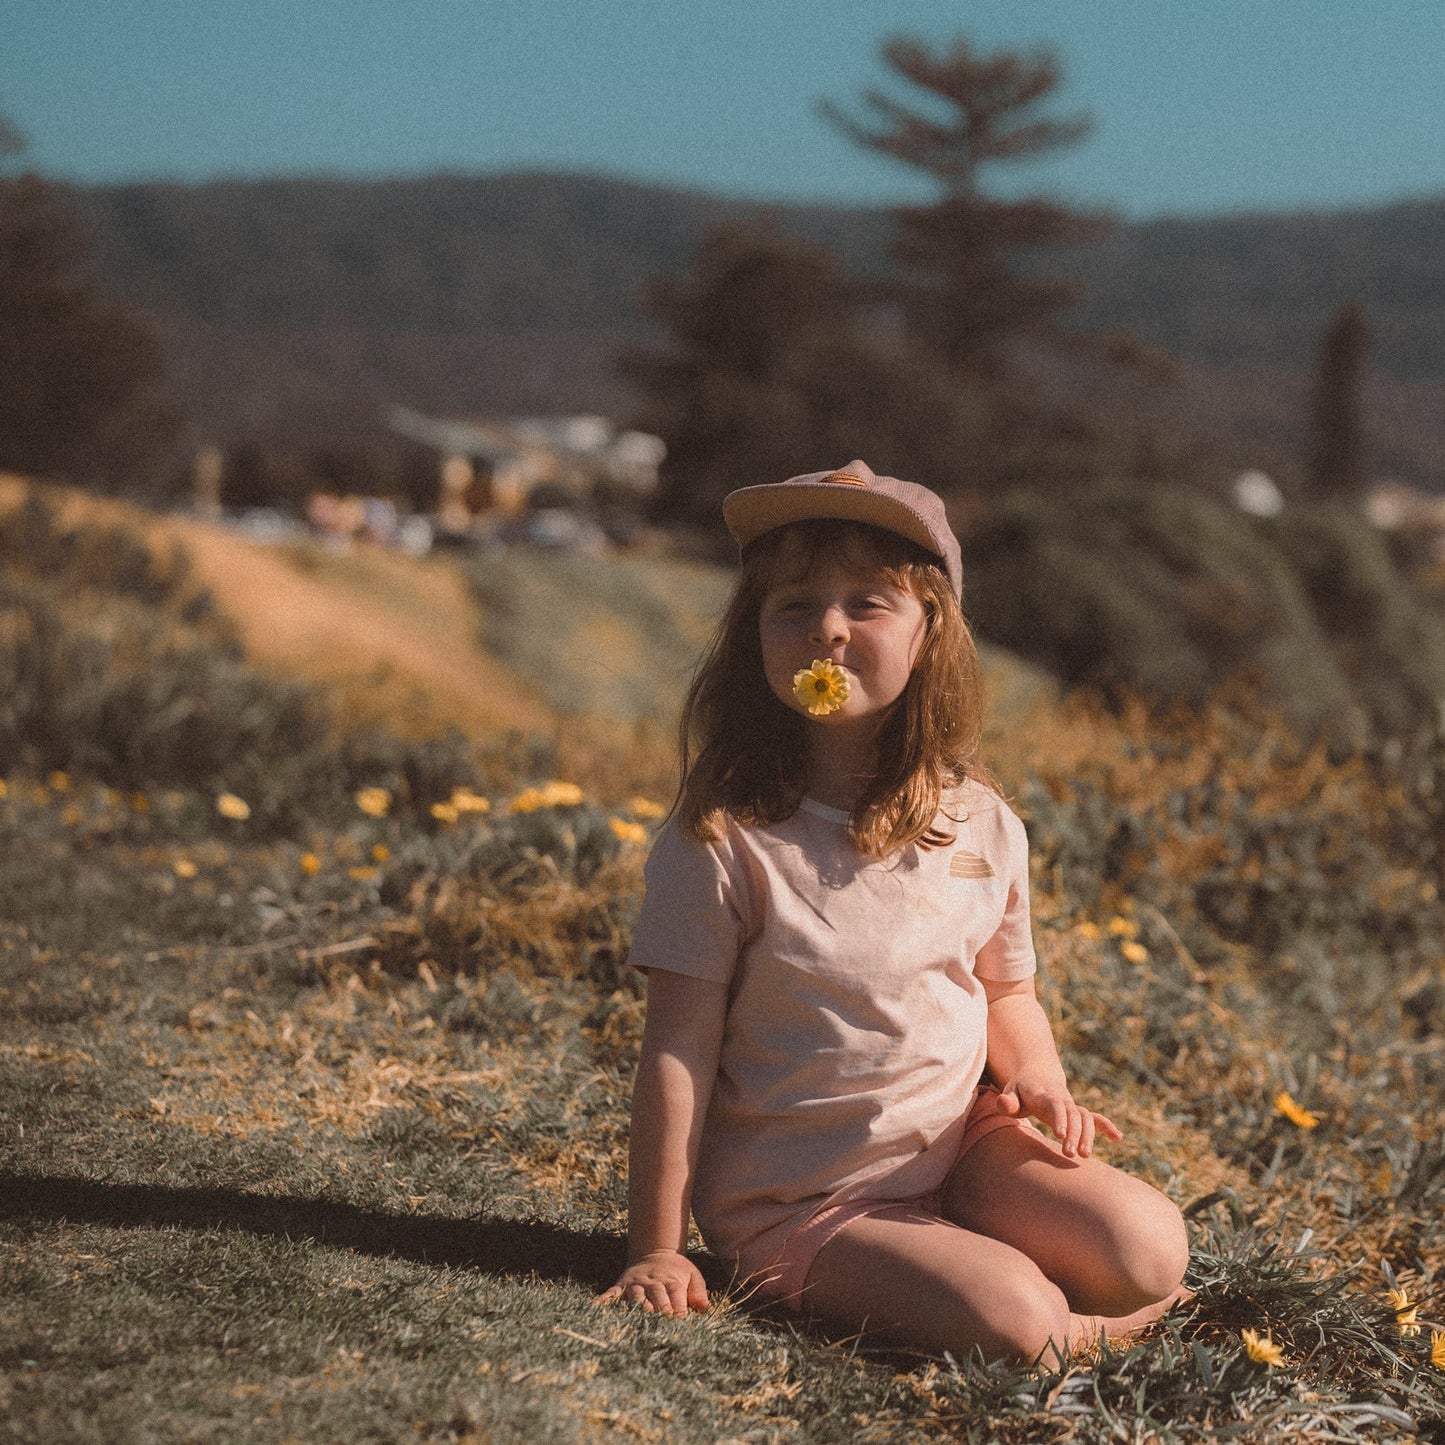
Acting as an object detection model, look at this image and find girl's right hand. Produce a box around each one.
[592,1250,710,1317]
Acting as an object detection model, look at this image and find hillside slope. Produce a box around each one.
[0,474,551,742]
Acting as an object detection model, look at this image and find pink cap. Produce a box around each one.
[722,460,962,599]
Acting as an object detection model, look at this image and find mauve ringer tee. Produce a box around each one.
[627,778,1038,1281]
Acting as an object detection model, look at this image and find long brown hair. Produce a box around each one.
[676,519,993,856]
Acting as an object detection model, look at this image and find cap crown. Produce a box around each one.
[722,460,962,599]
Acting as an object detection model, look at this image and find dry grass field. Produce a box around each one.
[1,479,1441,1443]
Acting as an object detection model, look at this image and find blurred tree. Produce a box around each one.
[1308,301,1370,503]
[625,223,987,534]
[0,117,179,494]
[821,35,1112,378]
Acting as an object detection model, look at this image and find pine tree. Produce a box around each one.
[624,223,985,533]
[0,125,177,492]
[821,36,1111,377]
[1309,302,1370,503]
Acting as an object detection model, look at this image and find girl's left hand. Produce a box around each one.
[994,1080,1122,1160]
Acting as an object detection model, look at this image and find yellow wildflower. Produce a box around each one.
[173,859,198,879]
[1106,916,1138,938]
[1431,1330,1445,1369]
[48,771,71,792]
[450,788,491,814]
[1388,1288,1421,1336]
[216,792,252,821]
[348,866,379,882]
[1075,920,1101,940]
[430,801,459,824]
[299,852,321,876]
[609,817,648,846]
[354,787,391,818]
[509,780,584,814]
[1120,940,1149,964]
[61,805,83,827]
[1240,1328,1286,1367]
[1274,1091,1321,1130]
[130,792,150,813]
[371,844,390,863]
[792,658,850,717]
[629,796,666,819]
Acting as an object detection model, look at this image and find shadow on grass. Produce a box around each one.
[0,1171,693,1293]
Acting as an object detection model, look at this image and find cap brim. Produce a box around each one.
[723,484,941,562]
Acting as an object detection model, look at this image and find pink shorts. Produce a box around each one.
[754,1086,1037,1311]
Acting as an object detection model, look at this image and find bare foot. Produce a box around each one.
[1068,1285,1197,1356]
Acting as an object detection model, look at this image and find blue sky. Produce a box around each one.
[5,0,1444,218]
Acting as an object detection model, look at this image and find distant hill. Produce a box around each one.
[66,171,1445,488]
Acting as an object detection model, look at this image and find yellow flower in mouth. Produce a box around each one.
[1240,1328,1286,1367]
[792,658,851,717]
[215,792,251,821]
[1431,1329,1445,1368]
[1273,1091,1321,1129]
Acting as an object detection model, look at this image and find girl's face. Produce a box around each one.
[758,556,929,725]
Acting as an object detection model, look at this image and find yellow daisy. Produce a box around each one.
[509,780,584,814]
[1240,1328,1286,1367]
[1388,1288,1421,1336]
[1106,915,1138,938]
[215,792,251,821]
[1075,920,1102,940]
[173,858,198,879]
[430,801,459,824]
[609,817,647,846]
[1431,1330,1444,1369]
[1120,940,1149,964]
[1274,1091,1321,1130]
[354,787,391,818]
[792,658,850,717]
[299,852,321,876]
[629,796,666,819]
[371,844,390,863]
[449,788,491,814]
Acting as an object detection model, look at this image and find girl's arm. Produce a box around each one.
[982,975,1122,1160]
[593,966,729,1317]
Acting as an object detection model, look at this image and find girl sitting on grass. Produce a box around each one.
[594,461,1190,1362]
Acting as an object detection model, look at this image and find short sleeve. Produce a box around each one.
[627,816,747,985]
[972,804,1038,982]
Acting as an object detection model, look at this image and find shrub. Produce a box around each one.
[962,483,1445,741]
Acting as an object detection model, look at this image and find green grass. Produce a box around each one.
[3,767,1442,1445]
[466,546,735,722]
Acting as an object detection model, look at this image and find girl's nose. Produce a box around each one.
[810,606,849,648]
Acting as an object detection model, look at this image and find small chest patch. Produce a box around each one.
[949,850,995,880]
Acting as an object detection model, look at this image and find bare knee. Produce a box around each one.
[969,1269,1073,1365]
[1104,1193,1190,1312]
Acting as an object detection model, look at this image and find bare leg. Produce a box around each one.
[939,1122,1191,1326]
[801,1207,1100,1364]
